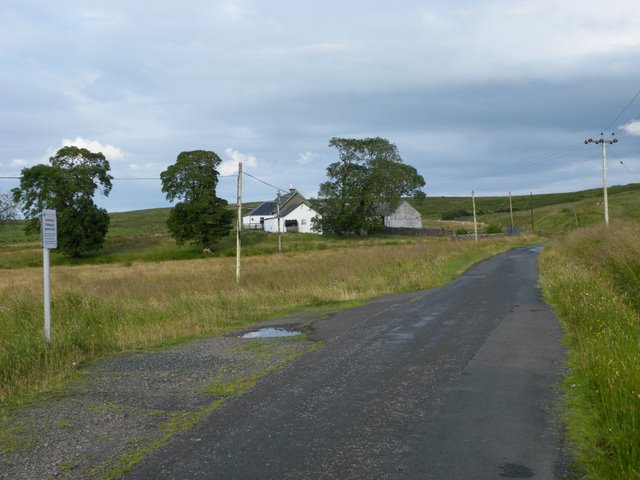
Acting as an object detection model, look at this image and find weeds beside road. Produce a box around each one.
[540,220,640,479]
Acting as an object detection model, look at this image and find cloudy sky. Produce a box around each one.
[2,0,640,212]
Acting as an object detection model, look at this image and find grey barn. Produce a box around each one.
[382,201,422,229]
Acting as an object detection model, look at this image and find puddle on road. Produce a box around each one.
[413,315,434,328]
[527,245,543,254]
[240,327,301,339]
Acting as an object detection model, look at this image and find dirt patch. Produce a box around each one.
[0,325,322,480]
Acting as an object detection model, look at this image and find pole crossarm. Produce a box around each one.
[584,132,618,147]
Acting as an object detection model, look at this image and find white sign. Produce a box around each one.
[41,209,58,249]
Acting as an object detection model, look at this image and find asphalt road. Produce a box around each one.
[122,246,567,479]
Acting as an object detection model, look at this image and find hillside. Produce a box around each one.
[406,183,640,235]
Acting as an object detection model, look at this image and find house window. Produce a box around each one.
[301,219,307,225]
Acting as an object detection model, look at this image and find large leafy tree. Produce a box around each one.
[160,150,233,248]
[12,146,113,257]
[316,137,425,235]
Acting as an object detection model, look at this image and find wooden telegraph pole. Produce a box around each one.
[472,191,478,242]
[236,162,242,285]
[277,191,282,253]
[530,192,535,234]
[585,133,617,226]
[508,191,514,235]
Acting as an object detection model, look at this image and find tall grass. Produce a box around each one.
[540,220,640,479]
[0,237,526,408]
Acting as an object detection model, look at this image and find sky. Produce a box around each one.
[2,0,640,212]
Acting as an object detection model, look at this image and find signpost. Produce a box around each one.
[41,210,57,342]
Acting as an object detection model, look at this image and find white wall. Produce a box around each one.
[262,204,322,234]
[294,204,321,233]
[243,215,265,229]
[262,216,279,233]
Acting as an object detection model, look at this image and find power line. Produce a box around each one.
[242,171,288,193]
[427,143,588,189]
[612,152,640,183]
[603,87,640,133]
[1,175,237,181]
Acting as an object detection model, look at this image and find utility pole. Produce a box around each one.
[508,191,514,235]
[472,190,478,242]
[585,132,617,226]
[236,162,242,285]
[530,192,534,234]
[276,191,282,253]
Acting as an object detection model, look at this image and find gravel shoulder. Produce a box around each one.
[0,311,330,480]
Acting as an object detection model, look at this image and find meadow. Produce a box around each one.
[540,220,640,479]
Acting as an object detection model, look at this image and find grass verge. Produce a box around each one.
[539,220,640,479]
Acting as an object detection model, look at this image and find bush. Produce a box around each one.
[485,224,502,234]
[441,208,471,220]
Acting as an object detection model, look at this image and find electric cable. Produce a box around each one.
[242,171,287,193]
[603,87,640,133]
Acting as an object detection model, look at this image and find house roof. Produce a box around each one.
[279,200,310,218]
[246,201,277,217]
[246,189,310,218]
[279,191,296,204]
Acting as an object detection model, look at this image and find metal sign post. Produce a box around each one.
[41,209,57,343]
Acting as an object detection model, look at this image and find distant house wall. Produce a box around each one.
[384,201,422,229]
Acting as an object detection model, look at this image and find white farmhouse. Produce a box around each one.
[243,188,322,234]
[263,202,320,233]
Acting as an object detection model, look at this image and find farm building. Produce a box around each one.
[243,188,322,234]
[242,201,277,230]
[263,202,319,233]
[382,201,422,229]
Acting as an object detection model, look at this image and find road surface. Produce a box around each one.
[122,246,567,479]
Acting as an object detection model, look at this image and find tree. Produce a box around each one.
[160,150,233,248]
[0,193,18,226]
[12,146,113,257]
[315,137,425,235]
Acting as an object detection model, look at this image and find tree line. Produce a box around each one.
[9,137,424,257]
